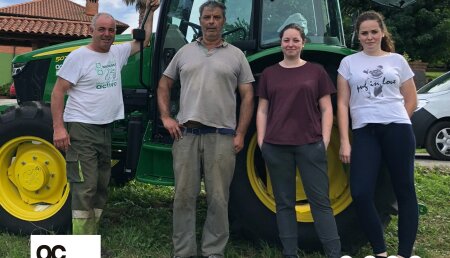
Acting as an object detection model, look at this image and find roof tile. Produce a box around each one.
[0,16,93,37]
[1,0,92,22]
[0,0,129,37]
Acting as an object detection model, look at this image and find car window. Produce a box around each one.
[418,72,450,94]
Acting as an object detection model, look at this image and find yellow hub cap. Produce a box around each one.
[0,136,69,221]
[246,124,352,222]
[18,163,49,192]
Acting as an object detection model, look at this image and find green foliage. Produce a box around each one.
[0,81,12,96]
[385,0,450,64]
[340,0,450,67]
[426,71,445,81]
[223,18,250,42]
[122,0,146,11]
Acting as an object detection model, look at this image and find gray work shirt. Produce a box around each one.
[163,40,254,129]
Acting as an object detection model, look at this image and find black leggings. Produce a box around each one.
[350,123,418,257]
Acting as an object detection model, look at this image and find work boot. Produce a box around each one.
[72,209,97,234]
[72,217,97,234]
[94,208,103,234]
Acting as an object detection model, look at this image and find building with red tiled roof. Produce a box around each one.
[0,0,129,87]
[0,0,129,48]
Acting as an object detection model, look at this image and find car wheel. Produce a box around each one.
[425,121,450,161]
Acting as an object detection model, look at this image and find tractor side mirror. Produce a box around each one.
[132,29,146,41]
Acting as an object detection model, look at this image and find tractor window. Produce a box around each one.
[261,0,344,47]
[221,0,252,43]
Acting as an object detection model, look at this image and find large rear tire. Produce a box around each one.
[0,101,71,234]
[229,124,395,254]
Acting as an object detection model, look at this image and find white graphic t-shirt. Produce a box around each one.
[338,52,414,129]
[57,43,131,124]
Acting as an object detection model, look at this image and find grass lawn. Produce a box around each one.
[426,71,446,81]
[1,165,449,258]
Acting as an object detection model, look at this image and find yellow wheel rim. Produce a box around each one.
[246,124,352,222]
[0,136,69,221]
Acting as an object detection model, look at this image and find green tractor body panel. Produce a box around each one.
[135,120,174,186]
[247,44,355,63]
[0,100,16,113]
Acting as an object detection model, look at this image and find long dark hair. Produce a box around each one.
[355,10,395,52]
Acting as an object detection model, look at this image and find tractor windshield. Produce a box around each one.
[261,0,345,47]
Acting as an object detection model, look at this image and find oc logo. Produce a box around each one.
[36,244,66,258]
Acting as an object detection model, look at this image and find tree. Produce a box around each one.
[385,0,450,67]
[340,0,450,67]
[122,0,147,26]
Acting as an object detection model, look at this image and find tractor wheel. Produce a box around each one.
[425,121,450,161]
[0,101,71,234]
[229,123,395,254]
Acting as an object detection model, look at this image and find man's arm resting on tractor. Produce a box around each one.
[130,0,160,56]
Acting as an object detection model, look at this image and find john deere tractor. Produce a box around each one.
[0,0,409,253]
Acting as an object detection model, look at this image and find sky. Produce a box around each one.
[0,0,160,34]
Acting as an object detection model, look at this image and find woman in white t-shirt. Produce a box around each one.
[337,11,418,258]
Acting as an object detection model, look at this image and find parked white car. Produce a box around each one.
[412,71,450,160]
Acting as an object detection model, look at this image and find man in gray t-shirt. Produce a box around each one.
[157,1,254,257]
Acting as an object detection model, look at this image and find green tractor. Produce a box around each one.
[0,0,408,253]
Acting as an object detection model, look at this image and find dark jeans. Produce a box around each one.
[261,141,341,258]
[351,123,418,257]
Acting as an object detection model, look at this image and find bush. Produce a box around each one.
[0,82,11,96]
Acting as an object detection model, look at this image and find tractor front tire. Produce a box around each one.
[0,101,71,234]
